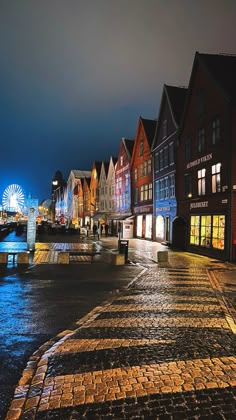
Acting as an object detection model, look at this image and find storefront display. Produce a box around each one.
[190,214,225,250]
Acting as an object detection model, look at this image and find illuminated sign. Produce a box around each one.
[186,153,212,169]
[190,201,208,210]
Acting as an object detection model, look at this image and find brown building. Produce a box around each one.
[174,52,236,261]
[131,117,156,239]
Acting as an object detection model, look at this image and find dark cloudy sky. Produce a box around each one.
[0,0,236,202]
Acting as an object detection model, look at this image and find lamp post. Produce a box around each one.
[52,179,58,223]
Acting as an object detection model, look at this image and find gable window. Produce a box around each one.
[212,163,221,193]
[196,90,205,116]
[139,141,144,156]
[185,138,192,162]
[198,168,206,196]
[169,142,174,165]
[134,187,138,204]
[140,163,144,178]
[164,146,168,168]
[162,120,167,139]
[212,117,220,144]
[197,128,205,154]
[160,150,164,170]
[155,152,159,173]
[144,160,147,176]
[120,155,123,166]
[185,173,192,198]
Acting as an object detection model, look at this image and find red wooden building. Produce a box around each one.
[174,52,236,261]
[131,117,157,239]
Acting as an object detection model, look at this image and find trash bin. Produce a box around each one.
[118,239,129,263]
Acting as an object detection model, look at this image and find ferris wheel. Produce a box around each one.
[2,184,25,212]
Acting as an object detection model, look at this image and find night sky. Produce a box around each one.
[0,0,236,202]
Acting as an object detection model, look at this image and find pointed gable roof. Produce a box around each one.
[103,161,110,177]
[198,52,236,104]
[141,117,157,148]
[165,85,187,126]
[152,84,187,150]
[180,51,236,134]
[123,138,134,160]
[92,161,103,178]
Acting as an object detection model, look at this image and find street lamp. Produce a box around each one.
[52,179,58,223]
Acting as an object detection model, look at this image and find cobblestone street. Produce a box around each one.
[5,239,236,419]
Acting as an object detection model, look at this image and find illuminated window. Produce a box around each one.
[140,163,144,178]
[200,215,211,247]
[160,179,165,200]
[120,156,123,166]
[140,185,144,201]
[190,216,200,245]
[155,180,160,201]
[164,177,169,199]
[139,141,144,156]
[134,168,138,182]
[212,118,220,144]
[197,128,205,153]
[169,174,175,198]
[148,183,152,200]
[198,168,206,195]
[212,163,221,193]
[212,215,225,250]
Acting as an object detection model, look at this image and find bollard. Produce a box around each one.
[111,253,125,265]
[157,251,169,263]
[18,252,30,264]
[58,252,70,264]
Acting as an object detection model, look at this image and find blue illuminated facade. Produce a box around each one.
[152,85,187,243]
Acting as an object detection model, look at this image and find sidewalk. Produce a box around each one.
[5,238,236,419]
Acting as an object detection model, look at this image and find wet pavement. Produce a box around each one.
[2,233,235,419]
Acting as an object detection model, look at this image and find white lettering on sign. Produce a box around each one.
[190,201,208,210]
[187,153,212,169]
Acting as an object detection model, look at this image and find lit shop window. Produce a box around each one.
[212,215,225,250]
[212,163,221,193]
[190,215,200,245]
[200,215,211,247]
[198,168,206,195]
[156,215,164,239]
